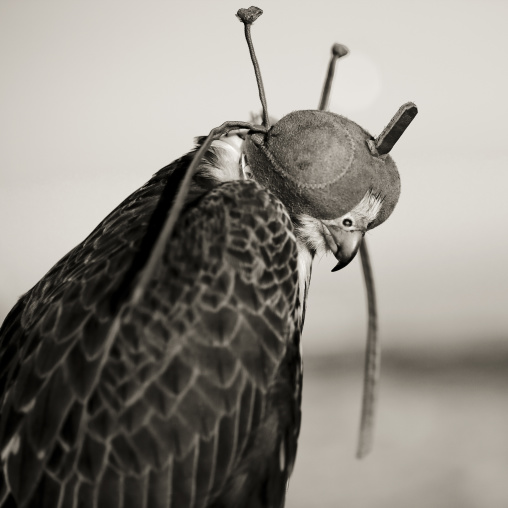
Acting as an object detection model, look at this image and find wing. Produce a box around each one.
[0,152,301,508]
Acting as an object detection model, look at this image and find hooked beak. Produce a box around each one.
[323,225,364,272]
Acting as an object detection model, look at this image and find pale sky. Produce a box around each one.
[1,0,507,354]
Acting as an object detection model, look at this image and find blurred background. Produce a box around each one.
[0,0,507,506]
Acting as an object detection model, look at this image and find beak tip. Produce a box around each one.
[331,258,354,272]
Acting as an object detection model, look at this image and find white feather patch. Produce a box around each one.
[295,215,328,256]
[349,190,384,227]
[204,136,245,183]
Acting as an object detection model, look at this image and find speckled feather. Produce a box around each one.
[0,150,302,508]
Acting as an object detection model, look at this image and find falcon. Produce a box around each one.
[0,7,416,508]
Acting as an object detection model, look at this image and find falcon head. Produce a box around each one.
[292,190,383,271]
[242,109,408,270]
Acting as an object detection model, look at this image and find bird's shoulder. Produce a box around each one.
[153,178,300,388]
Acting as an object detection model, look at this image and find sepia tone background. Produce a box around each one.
[0,0,507,506]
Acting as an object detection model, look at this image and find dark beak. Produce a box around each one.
[323,226,364,272]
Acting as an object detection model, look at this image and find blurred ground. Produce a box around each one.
[286,347,508,508]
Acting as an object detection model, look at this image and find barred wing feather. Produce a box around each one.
[0,157,302,508]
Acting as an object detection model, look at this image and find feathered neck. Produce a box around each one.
[291,215,326,329]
